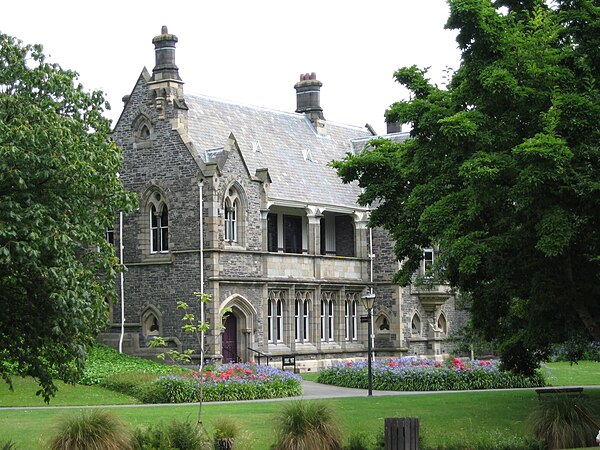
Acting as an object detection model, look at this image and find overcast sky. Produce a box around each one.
[3,1,461,134]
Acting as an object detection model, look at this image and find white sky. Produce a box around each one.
[2,0,461,134]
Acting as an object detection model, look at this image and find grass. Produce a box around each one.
[2,389,599,449]
[545,360,600,386]
[0,377,139,407]
[1,361,598,448]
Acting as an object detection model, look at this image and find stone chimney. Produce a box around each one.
[147,26,187,121]
[386,121,402,134]
[151,25,181,82]
[294,72,326,135]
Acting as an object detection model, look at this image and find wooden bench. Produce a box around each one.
[535,387,583,402]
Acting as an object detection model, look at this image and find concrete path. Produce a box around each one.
[299,380,404,399]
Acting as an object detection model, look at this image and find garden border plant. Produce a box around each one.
[317,357,546,391]
[122,363,302,404]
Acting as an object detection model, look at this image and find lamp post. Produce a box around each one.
[361,292,376,396]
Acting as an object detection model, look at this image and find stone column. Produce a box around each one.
[354,212,370,259]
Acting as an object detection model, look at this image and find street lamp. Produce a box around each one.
[361,292,376,396]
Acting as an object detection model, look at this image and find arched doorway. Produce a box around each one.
[222,314,238,363]
[219,294,257,363]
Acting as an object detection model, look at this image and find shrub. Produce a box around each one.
[527,396,597,449]
[48,410,132,450]
[137,363,302,404]
[550,339,600,362]
[344,432,371,450]
[132,419,209,450]
[272,401,343,450]
[421,431,545,449]
[317,358,545,391]
[99,371,160,398]
[80,344,186,385]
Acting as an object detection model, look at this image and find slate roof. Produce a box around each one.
[185,93,376,210]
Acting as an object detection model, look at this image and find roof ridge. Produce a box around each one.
[185,90,369,131]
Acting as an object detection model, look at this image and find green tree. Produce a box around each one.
[333,0,600,374]
[0,33,136,401]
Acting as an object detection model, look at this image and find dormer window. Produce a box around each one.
[223,185,245,245]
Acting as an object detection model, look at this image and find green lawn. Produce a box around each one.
[545,360,600,386]
[0,377,139,407]
[2,389,599,449]
[1,361,599,449]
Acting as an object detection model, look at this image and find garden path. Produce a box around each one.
[1,382,595,410]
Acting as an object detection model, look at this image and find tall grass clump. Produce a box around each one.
[132,418,209,449]
[49,410,132,450]
[527,396,597,449]
[273,401,343,450]
[212,416,242,450]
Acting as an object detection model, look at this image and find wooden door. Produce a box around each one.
[222,314,238,363]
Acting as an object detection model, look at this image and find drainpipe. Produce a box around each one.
[118,210,125,353]
[198,181,204,319]
[369,227,374,293]
[369,226,375,354]
[198,181,205,369]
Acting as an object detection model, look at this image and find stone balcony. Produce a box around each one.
[265,253,368,281]
[410,281,453,312]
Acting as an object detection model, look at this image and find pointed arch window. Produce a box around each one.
[294,291,311,343]
[133,114,153,142]
[224,198,238,242]
[142,306,161,337]
[411,313,422,336]
[321,291,335,342]
[345,294,357,341]
[224,186,244,244]
[437,312,447,334]
[149,192,168,253]
[268,291,284,343]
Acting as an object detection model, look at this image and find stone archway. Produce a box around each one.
[219,294,257,363]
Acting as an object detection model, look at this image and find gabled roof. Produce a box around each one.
[185,93,374,210]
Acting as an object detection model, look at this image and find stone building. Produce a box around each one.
[103,27,467,370]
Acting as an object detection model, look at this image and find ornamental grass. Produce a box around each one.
[317,357,546,391]
[272,401,343,450]
[49,410,133,450]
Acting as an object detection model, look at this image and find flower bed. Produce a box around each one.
[317,357,546,391]
[137,363,302,403]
